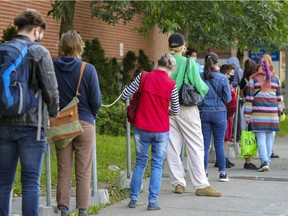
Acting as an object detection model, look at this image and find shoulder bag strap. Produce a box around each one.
[183,58,190,82]
[76,62,87,96]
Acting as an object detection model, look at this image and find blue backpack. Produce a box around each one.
[0,39,37,117]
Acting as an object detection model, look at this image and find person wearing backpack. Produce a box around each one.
[0,9,59,216]
[53,30,102,216]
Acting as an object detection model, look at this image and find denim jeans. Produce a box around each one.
[0,126,46,216]
[200,111,227,173]
[255,132,274,165]
[130,127,169,203]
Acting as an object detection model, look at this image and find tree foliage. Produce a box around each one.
[91,1,288,53]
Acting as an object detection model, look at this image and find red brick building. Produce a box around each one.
[0,1,169,63]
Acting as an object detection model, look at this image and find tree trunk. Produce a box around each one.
[58,0,76,56]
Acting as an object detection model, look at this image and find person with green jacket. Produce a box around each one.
[165,33,221,197]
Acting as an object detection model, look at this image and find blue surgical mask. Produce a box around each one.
[192,56,197,61]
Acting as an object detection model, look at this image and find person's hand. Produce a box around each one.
[245,117,251,123]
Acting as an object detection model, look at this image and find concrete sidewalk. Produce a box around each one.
[95,136,288,216]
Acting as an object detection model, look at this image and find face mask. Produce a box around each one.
[34,39,41,43]
[192,56,197,61]
[229,75,235,83]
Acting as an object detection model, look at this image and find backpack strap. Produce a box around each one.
[76,62,86,96]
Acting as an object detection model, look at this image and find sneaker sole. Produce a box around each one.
[258,166,270,172]
[196,192,221,197]
[219,178,230,182]
[147,208,161,210]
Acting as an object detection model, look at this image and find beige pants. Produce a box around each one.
[56,120,95,209]
[166,106,209,189]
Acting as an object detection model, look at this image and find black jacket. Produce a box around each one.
[0,35,59,128]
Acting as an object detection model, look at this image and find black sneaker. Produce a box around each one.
[270,153,280,158]
[258,162,270,172]
[215,160,232,168]
[226,158,235,167]
[244,162,258,170]
[219,173,230,182]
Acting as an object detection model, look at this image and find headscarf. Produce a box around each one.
[252,54,273,92]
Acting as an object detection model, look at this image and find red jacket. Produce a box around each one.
[134,69,176,132]
[226,85,237,117]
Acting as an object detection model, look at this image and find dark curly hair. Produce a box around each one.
[14,9,46,32]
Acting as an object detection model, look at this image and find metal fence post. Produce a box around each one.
[233,86,240,156]
[92,120,98,195]
[125,98,132,179]
[45,143,52,207]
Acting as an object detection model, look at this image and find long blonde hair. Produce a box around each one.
[58,30,85,58]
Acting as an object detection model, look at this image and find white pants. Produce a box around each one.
[166,106,209,189]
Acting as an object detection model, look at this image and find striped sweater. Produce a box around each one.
[244,72,282,132]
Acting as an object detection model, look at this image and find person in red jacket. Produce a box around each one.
[218,64,237,168]
[122,53,180,210]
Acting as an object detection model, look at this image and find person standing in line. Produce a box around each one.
[226,56,244,143]
[0,9,59,216]
[239,58,258,170]
[226,56,244,88]
[199,52,232,182]
[53,31,102,216]
[186,47,204,73]
[166,33,221,196]
[244,54,282,172]
[122,53,180,210]
[218,64,237,169]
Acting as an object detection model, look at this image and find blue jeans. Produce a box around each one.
[130,127,169,203]
[200,111,227,173]
[0,126,46,216]
[255,132,274,165]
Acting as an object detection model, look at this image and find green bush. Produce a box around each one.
[97,102,127,136]
[121,51,137,87]
[0,25,18,43]
[135,49,153,77]
[82,38,122,103]
[281,80,285,89]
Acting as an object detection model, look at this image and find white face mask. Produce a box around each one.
[191,56,197,61]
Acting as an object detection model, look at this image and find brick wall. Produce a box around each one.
[0,1,60,57]
[0,1,169,64]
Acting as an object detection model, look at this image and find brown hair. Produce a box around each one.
[243,58,257,80]
[14,9,46,32]
[203,52,219,80]
[59,30,85,58]
[220,64,234,75]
